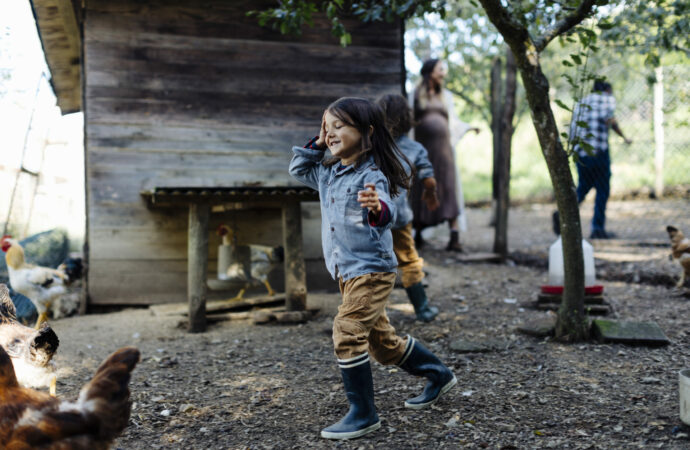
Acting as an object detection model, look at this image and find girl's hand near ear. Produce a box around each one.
[315,112,328,149]
[358,183,381,214]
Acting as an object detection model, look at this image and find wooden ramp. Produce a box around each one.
[150,293,319,324]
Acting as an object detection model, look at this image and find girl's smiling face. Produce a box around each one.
[324,110,363,165]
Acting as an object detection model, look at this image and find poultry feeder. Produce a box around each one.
[681,369,690,426]
[537,237,609,315]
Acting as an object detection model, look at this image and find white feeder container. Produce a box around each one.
[548,237,595,287]
[680,369,690,425]
[217,244,233,280]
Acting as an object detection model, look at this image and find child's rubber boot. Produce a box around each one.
[398,337,457,409]
[405,282,438,322]
[321,354,381,440]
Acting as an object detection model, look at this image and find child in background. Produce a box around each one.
[289,97,457,440]
[377,94,440,322]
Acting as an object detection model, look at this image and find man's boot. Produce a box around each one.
[321,354,381,440]
[405,282,438,322]
[398,337,457,409]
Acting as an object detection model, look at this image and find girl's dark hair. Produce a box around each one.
[324,97,412,197]
[377,94,413,138]
[420,58,441,95]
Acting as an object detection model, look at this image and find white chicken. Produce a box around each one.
[217,225,284,301]
[1,236,67,329]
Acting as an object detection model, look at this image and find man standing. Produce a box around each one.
[567,80,632,239]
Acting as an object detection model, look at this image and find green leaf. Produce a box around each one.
[576,121,589,128]
[571,54,582,65]
[555,99,571,111]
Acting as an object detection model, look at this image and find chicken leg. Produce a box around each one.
[35,311,49,330]
[49,374,57,396]
[222,284,248,303]
[263,279,276,297]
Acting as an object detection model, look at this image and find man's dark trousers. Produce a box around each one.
[576,151,611,233]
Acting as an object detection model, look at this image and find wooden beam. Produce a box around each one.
[187,203,209,332]
[282,201,307,311]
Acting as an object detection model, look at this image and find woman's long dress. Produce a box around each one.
[410,92,459,229]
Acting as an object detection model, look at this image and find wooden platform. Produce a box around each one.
[150,293,286,317]
[454,252,503,263]
[534,292,612,315]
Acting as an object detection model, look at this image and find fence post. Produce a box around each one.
[653,66,664,199]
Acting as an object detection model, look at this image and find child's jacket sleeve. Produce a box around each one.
[289,146,324,191]
[414,142,435,181]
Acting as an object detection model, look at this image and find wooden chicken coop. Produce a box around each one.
[30,0,405,331]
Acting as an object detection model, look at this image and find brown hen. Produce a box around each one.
[0,345,140,449]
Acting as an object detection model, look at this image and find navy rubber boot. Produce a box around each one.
[405,282,438,322]
[398,337,457,409]
[321,354,381,440]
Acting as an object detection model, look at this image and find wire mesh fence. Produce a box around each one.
[421,62,690,285]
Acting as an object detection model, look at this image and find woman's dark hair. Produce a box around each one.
[420,58,442,95]
[377,94,413,138]
[324,97,412,197]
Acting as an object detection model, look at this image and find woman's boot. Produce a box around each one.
[405,282,438,322]
[398,337,457,409]
[446,230,463,252]
[321,353,381,440]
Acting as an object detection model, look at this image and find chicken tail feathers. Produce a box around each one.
[0,284,18,323]
[79,347,140,439]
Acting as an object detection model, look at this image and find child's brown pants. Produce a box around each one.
[333,272,408,365]
[392,223,425,288]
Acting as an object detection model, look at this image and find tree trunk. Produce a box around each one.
[514,48,588,341]
[478,0,590,341]
[491,56,502,228]
[493,48,517,260]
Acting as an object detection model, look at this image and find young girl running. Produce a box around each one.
[289,97,457,440]
[377,93,440,322]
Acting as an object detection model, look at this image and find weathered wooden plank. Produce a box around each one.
[87,123,308,145]
[84,45,399,76]
[84,6,399,48]
[86,70,396,102]
[88,210,285,260]
[88,148,292,168]
[150,294,286,317]
[86,97,329,126]
[84,32,400,66]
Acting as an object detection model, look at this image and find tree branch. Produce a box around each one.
[446,86,491,125]
[477,0,531,49]
[533,0,598,52]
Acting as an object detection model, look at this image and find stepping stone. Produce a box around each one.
[517,315,557,337]
[591,319,670,346]
[449,339,509,353]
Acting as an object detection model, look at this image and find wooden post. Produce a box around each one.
[490,57,503,227]
[653,66,664,199]
[282,201,307,311]
[188,203,209,333]
[494,49,517,259]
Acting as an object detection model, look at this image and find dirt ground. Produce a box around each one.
[48,200,689,449]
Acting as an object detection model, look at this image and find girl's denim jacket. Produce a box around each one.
[289,146,398,281]
[392,135,435,230]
